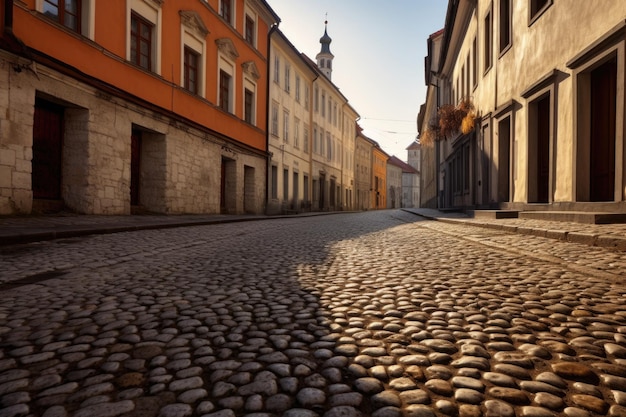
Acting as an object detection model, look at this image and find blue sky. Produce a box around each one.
[268,1,448,161]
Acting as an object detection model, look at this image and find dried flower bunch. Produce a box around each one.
[420,98,476,147]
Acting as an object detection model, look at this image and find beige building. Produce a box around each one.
[309,24,358,211]
[355,126,374,210]
[267,28,316,214]
[386,156,404,209]
[420,0,626,215]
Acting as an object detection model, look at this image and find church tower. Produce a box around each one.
[316,20,334,80]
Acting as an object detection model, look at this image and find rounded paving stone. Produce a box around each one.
[487,387,530,405]
[296,387,326,407]
[571,394,609,414]
[425,379,452,396]
[353,377,384,395]
[484,399,515,417]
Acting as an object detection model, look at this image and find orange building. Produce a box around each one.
[372,145,389,209]
[0,0,279,215]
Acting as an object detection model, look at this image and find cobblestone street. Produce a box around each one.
[1,210,625,417]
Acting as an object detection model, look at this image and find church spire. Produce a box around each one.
[316,18,334,80]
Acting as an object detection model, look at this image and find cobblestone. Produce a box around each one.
[1,211,626,416]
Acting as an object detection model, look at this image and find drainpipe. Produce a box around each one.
[265,23,279,214]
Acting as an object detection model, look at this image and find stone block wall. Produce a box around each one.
[0,52,267,215]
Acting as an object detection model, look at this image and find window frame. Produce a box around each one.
[529,0,553,26]
[183,46,200,94]
[271,102,279,137]
[220,0,233,26]
[42,0,81,32]
[483,5,493,76]
[219,69,232,112]
[499,0,513,56]
[244,13,256,47]
[130,12,154,71]
[127,0,161,74]
[283,109,290,143]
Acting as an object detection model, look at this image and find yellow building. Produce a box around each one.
[372,146,389,210]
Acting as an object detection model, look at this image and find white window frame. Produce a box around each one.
[126,0,162,74]
[244,7,257,48]
[271,102,279,137]
[180,12,207,98]
[283,109,290,143]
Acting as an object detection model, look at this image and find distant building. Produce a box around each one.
[389,156,420,208]
[372,146,388,209]
[355,125,374,210]
[387,157,403,208]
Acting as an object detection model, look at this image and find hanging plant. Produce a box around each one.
[436,98,476,139]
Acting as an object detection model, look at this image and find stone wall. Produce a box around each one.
[0,52,267,215]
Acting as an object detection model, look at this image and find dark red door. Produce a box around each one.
[590,59,617,202]
[32,100,64,200]
[131,130,141,206]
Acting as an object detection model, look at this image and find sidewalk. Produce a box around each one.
[1,208,625,251]
[403,208,626,251]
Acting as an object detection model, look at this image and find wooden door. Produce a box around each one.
[536,95,550,203]
[590,59,617,201]
[32,100,64,200]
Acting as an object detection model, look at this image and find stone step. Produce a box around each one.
[468,210,519,219]
[518,211,626,224]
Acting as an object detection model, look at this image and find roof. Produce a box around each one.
[388,155,419,174]
[406,140,421,150]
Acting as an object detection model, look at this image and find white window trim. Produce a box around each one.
[126,0,163,74]
[220,0,236,28]
[244,7,257,49]
[180,11,208,98]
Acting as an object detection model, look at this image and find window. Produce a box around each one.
[283,109,289,143]
[271,102,279,136]
[244,88,254,124]
[313,126,319,154]
[245,14,255,46]
[284,65,291,93]
[184,47,199,94]
[220,0,232,25]
[294,118,300,149]
[499,0,512,54]
[219,70,231,112]
[321,91,326,117]
[274,55,280,84]
[484,9,493,74]
[295,75,301,102]
[304,124,309,153]
[305,85,310,110]
[131,12,153,70]
[43,0,81,32]
[314,86,319,112]
[326,133,332,160]
[320,129,325,155]
[472,37,478,89]
[529,0,552,24]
